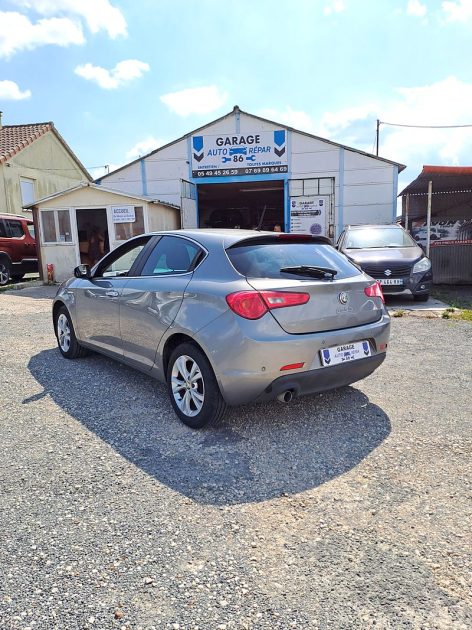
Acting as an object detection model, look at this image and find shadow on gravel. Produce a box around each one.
[28,348,391,506]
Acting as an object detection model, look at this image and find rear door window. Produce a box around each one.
[140,236,203,276]
[6,219,24,238]
[227,239,360,280]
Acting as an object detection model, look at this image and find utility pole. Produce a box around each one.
[426,181,433,258]
[376,119,380,156]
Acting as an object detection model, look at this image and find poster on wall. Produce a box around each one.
[290,197,328,236]
[112,206,135,223]
[410,219,472,246]
[191,130,288,177]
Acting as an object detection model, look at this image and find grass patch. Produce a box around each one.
[392,309,405,318]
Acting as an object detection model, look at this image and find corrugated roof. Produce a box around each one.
[0,122,52,163]
[400,165,472,196]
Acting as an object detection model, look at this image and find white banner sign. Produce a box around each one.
[411,219,472,246]
[191,130,288,177]
[112,206,135,223]
[290,196,328,235]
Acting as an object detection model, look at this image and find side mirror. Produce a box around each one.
[74,264,92,279]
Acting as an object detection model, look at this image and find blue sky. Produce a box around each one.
[1,0,471,195]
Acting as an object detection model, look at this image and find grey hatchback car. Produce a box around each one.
[53,230,390,428]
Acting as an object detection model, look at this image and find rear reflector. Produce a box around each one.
[280,362,305,371]
[364,281,385,303]
[226,290,310,320]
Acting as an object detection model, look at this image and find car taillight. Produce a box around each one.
[364,281,385,303]
[226,290,310,320]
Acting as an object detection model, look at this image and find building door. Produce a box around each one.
[288,178,335,238]
[76,208,109,266]
[181,180,198,228]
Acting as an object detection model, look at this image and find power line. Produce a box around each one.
[380,121,472,129]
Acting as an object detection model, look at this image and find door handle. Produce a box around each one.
[105,290,119,297]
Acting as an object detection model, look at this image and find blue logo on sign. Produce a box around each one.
[362,341,370,356]
[193,136,203,152]
[322,349,331,364]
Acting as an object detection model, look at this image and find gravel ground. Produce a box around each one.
[0,286,471,630]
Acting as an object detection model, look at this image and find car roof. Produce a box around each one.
[145,229,331,249]
[346,224,403,230]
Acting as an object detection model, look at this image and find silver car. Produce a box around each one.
[52,230,390,428]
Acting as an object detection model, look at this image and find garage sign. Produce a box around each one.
[290,196,328,236]
[191,130,288,177]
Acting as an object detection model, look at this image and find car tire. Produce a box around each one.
[0,258,11,286]
[413,293,429,302]
[55,306,89,359]
[166,342,227,429]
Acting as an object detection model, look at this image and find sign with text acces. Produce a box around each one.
[112,206,135,223]
[290,197,328,236]
[191,130,288,177]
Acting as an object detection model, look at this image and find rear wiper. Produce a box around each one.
[280,265,338,279]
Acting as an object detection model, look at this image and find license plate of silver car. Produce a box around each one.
[378,278,403,285]
[320,340,371,367]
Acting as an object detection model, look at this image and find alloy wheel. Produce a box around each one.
[171,355,205,417]
[0,263,9,286]
[57,313,71,353]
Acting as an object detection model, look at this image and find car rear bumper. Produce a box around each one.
[194,309,390,405]
[256,353,386,402]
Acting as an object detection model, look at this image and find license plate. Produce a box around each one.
[320,340,371,367]
[378,278,404,286]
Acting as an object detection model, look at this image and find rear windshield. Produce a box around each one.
[344,227,416,249]
[227,241,360,280]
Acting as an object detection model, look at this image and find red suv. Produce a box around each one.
[0,213,38,285]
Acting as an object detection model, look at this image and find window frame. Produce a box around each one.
[40,208,73,244]
[20,177,35,207]
[4,218,25,238]
[92,234,156,279]
[135,235,208,278]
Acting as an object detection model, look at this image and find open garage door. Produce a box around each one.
[181,180,198,228]
[198,180,285,230]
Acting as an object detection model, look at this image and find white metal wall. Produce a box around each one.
[100,110,399,235]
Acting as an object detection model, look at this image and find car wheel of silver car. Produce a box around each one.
[55,306,89,359]
[0,259,11,286]
[167,343,227,429]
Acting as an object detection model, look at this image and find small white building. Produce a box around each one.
[97,106,405,239]
[28,182,179,281]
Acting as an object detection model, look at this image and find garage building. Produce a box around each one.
[97,106,405,240]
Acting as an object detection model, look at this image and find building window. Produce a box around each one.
[20,178,35,207]
[114,206,145,241]
[41,209,72,243]
[289,178,335,197]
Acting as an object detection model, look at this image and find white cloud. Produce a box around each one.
[0,79,31,100]
[323,1,345,16]
[74,60,150,90]
[312,76,472,180]
[406,0,427,17]
[14,0,127,38]
[0,11,84,58]
[258,106,318,133]
[160,86,228,117]
[126,136,168,159]
[442,0,472,22]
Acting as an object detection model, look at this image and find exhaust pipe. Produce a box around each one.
[277,390,293,403]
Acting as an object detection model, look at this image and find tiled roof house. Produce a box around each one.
[0,114,91,215]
